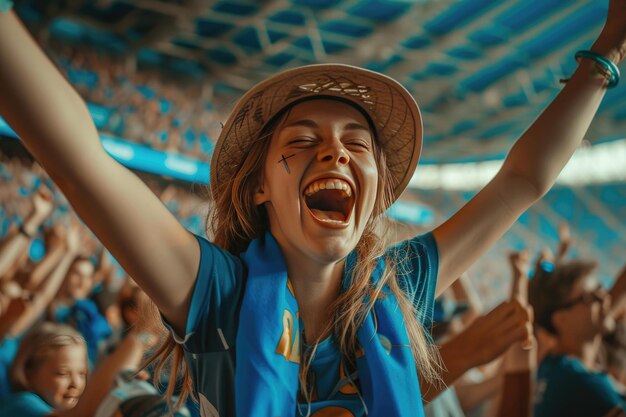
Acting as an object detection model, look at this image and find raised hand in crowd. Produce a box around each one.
[0,185,53,279]
[556,221,573,263]
[424,298,532,402]
[509,250,530,304]
[495,250,536,417]
[3,220,83,339]
[92,248,116,290]
[19,224,66,292]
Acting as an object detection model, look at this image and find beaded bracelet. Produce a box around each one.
[575,50,621,88]
[0,0,13,13]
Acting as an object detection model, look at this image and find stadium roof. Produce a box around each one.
[15,0,625,164]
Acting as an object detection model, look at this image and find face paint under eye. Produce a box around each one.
[278,153,296,174]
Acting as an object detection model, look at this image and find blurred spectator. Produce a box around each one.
[53,254,112,365]
[4,322,87,415]
[425,251,535,417]
[529,260,625,417]
[603,320,626,397]
[42,43,220,159]
[1,320,174,417]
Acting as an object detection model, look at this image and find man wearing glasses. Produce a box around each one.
[530,260,625,417]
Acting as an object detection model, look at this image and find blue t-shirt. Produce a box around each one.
[0,392,52,417]
[534,354,626,417]
[0,337,20,400]
[166,233,439,416]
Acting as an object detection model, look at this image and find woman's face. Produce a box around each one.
[29,344,87,411]
[255,99,379,265]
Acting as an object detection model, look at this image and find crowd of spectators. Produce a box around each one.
[46,41,221,160]
[0,155,209,416]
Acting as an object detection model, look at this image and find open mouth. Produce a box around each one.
[63,395,79,404]
[304,178,355,224]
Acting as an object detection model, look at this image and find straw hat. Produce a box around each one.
[210,64,423,205]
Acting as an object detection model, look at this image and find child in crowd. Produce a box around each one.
[1,2,625,416]
[1,319,170,417]
[3,322,88,416]
[54,255,112,365]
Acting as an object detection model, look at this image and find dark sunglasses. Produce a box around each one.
[555,287,605,311]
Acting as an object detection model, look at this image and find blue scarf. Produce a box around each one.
[236,232,425,416]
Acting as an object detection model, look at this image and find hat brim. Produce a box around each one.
[210,64,422,206]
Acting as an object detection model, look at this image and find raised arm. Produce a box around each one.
[422,299,530,401]
[20,224,66,291]
[91,247,116,289]
[0,11,198,334]
[0,187,53,279]
[432,1,626,296]
[555,222,573,263]
[5,224,82,337]
[494,249,535,417]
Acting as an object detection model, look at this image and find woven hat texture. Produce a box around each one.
[211,64,423,204]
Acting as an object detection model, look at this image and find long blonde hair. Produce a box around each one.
[146,100,441,406]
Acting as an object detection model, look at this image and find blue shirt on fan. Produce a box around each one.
[534,354,626,417]
[0,392,53,417]
[163,232,439,417]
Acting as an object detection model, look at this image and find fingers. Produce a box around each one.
[558,221,570,242]
[535,247,555,274]
[508,250,529,272]
[482,299,524,323]
[482,300,533,345]
[467,303,532,366]
[36,184,53,201]
[519,305,535,349]
[503,305,534,349]
[557,221,573,260]
[30,185,55,219]
[509,250,530,302]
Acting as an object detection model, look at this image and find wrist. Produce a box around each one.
[440,339,474,381]
[503,343,536,373]
[591,35,625,65]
